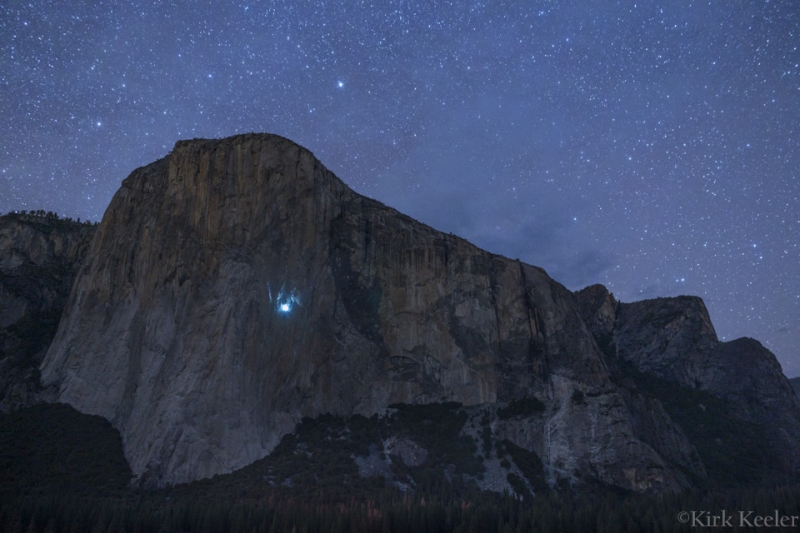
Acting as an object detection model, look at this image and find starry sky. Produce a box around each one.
[1,1,798,375]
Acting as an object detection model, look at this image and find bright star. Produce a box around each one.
[337,81,344,88]
[279,303,291,313]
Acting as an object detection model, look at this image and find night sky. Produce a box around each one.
[1,1,798,376]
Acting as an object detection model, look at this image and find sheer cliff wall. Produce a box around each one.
[41,134,689,490]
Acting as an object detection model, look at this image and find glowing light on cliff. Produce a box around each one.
[269,282,300,315]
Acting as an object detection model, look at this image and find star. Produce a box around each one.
[1,0,797,376]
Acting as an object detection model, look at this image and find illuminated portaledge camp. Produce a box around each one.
[268,283,301,315]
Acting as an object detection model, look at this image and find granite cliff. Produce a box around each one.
[32,133,799,493]
[0,213,95,411]
[576,284,800,476]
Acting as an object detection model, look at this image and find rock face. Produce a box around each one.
[792,377,800,399]
[576,284,800,475]
[38,134,800,492]
[0,213,95,411]
[40,134,696,491]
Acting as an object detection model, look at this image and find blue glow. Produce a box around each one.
[271,284,300,315]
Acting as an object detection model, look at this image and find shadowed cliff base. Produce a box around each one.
[2,402,800,533]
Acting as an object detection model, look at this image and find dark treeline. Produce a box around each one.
[3,483,800,533]
[4,210,98,226]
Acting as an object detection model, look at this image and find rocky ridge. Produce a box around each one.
[0,212,95,411]
[575,284,800,475]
